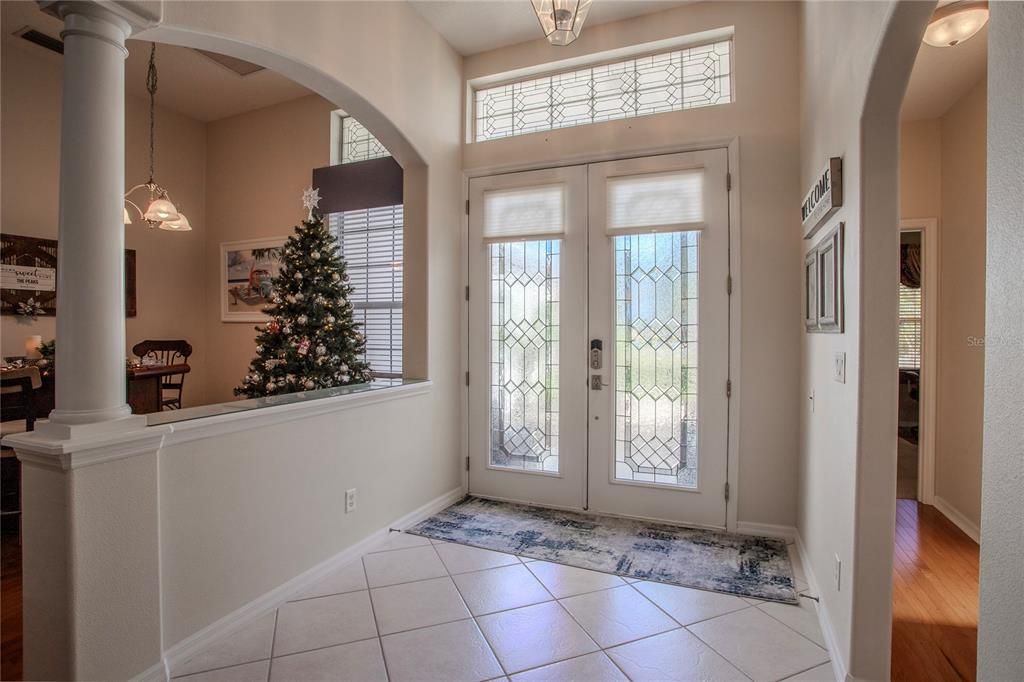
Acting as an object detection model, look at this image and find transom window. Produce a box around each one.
[473,40,732,142]
[329,114,403,378]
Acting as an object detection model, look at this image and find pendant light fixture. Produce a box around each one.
[532,0,592,46]
[124,43,191,231]
[922,1,989,47]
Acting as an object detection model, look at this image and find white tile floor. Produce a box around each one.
[171,533,834,682]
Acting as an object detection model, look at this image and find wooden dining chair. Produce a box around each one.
[132,339,193,410]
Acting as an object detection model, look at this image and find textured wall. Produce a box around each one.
[978,2,1024,678]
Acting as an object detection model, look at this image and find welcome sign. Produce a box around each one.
[802,157,843,239]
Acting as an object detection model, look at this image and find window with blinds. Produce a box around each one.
[330,114,403,378]
[329,206,403,378]
[898,283,922,369]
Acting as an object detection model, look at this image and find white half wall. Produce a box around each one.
[978,2,1024,678]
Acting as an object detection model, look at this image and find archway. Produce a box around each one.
[850,2,935,679]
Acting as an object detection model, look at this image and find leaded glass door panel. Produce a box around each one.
[587,150,730,528]
[467,167,588,509]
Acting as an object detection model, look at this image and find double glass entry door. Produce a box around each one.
[467,149,730,528]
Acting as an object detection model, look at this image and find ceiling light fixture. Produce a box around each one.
[922,1,989,47]
[532,0,592,46]
[124,43,191,231]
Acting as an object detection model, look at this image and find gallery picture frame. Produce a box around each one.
[219,236,287,323]
[804,222,844,333]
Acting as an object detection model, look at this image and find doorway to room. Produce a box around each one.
[466,149,731,529]
[897,228,925,501]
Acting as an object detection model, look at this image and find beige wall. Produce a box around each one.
[979,3,1024,676]
[463,0,803,529]
[203,94,334,403]
[937,80,986,529]
[1,33,211,406]
[899,78,987,531]
[900,118,942,218]
[797,1,897,677]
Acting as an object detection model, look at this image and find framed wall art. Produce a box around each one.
[220,237,286,322]
[1,234,137,317]
[805,222,844,333]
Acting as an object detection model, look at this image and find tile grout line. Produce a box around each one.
[753,600,831,654]
[265,609,279,682]
[443,562,511,679]
[361,553,392,682]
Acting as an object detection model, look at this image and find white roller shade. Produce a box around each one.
[482,184,565,242]
[606,169,705,235]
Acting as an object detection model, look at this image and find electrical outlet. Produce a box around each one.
[833,352,846,383]
[345,488,357,513]
[834,553,842,591]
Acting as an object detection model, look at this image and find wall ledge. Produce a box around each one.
[2,381,432,469]
[161,380,433,447]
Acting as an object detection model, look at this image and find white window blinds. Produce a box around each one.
[329,204,404,378]
[482,184,565,242]
[898,283,922,369]
[605,169,704,235]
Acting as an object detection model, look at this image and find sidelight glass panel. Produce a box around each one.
[490,240,560,472]
[614,231,699,488]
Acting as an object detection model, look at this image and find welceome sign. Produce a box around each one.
[802,157,843,239]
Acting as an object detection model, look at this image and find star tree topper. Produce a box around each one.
[302,186,321,220]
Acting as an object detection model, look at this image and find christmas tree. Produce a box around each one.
[235,188,373,398]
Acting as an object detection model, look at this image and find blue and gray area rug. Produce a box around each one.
[408,496,798,604]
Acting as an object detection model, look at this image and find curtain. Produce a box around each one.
[901,243,922,289]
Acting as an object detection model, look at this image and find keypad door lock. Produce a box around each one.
[590,339,603,370]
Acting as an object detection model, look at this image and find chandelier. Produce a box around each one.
[123,43,191,231]
[532,0,593,46]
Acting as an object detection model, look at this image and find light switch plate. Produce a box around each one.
[833,352,846,383]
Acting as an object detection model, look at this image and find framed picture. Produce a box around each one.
[220,237,286,322]
[804,251,818,330]
[805,222,844,333]
[1,233,137,317]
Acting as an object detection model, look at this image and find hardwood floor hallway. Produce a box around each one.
[892,499,979,682]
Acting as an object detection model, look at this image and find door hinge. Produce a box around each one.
[724,481,730,501]
[726,172,732,192]
[726,274,733,295]
[465,199,470,215]
[465,285,470,301]
[466,456,471,471]
[465,371,470,387]
[726,379,732,398]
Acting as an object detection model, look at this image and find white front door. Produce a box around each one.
[586,150,730,528]
[467,166,589,509]
[467,149,731,528]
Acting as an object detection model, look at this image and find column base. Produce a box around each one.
[35,410,147,441]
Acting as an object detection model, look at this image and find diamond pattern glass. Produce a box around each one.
[614,232,699,488]
[474,41,732,142]
[490,240,560,472]
[341,116,390,164]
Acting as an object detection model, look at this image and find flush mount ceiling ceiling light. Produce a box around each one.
[922,1,989,47]
[532,0,593,46]
[124,43,191,232]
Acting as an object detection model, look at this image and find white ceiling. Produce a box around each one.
[410,0,694,56]
[3,1,313,123]
[902,23,987,121]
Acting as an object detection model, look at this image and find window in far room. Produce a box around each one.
[327,112,403,379]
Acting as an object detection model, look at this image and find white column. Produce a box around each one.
[42,3,137,428]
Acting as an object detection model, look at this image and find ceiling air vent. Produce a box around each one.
[15,27,64,55]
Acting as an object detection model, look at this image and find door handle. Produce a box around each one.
[591,374,609,390]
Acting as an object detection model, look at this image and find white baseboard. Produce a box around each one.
[931,496,980,543]
[734,521,798,542]
[795,533,848,682]
[153,485,466,681]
